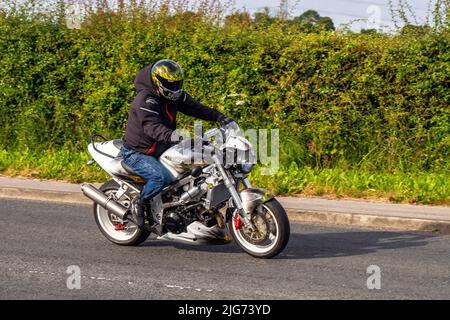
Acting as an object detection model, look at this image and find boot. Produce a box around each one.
[127,196,145,228]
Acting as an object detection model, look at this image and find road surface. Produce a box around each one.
[0,199,449,299]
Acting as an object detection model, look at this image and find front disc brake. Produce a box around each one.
[241,213,270,245]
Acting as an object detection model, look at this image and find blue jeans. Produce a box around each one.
[119,146,173,201]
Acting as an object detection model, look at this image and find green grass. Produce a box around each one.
[0,149,109,183]
[250,163,450,205]
[0,149,448,205]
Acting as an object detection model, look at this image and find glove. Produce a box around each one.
[218,115,235,127]
[170,131,184,145]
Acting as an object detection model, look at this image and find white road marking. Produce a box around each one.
[6,267,213,292]
[164,284,213,293]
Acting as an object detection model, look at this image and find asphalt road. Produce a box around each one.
[1,199,449,299]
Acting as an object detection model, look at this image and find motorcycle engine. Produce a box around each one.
[164,212,185,234]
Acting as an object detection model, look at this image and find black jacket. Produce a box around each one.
[123,65,225,158]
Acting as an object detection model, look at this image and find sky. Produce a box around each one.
[2,0,438,32]
[231,0,436,31]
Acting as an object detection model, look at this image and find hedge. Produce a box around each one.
[0,4,449,175]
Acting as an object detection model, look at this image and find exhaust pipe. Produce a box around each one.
[81,184,128,220]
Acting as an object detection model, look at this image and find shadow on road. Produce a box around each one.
[279,230,435,260]
[142,229,438,260]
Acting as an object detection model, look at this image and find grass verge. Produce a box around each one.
[0,149,448,205]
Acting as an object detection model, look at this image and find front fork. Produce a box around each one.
[212,155,255,230]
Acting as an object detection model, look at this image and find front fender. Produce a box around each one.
[239,188,274,213]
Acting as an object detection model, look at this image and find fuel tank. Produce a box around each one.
[159,139,209,180]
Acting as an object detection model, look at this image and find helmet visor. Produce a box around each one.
[162,88,183,101]
[155,73,183,92]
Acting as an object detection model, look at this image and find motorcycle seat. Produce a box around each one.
[121,161,142,177]
[106,157,145,181]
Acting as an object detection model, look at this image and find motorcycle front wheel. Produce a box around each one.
[228,198,290,259]
[93,180,150,246]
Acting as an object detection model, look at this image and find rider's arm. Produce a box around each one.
[139,101,180,144]
[178,92,225,122]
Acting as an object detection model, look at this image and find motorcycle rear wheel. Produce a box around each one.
[93,180,150,246]
[228,198,290,259]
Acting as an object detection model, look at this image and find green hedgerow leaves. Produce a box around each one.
[0,6,449,204]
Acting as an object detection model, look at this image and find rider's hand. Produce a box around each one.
[170,132,184,146]
[219,115,235,126]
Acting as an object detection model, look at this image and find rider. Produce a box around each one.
[120,59,234,227]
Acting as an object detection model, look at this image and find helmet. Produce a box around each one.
[151,59,184,101]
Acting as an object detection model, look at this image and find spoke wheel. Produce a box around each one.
[228,198,290,259]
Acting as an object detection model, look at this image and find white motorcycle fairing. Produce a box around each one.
[158,221,230,245]
[88,139,130,177]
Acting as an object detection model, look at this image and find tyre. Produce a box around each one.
[93,180,150,246]
[228,198,290,259]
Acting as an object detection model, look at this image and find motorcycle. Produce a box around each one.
[81,122,290,258]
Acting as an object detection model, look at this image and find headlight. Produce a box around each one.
[237,163,254,174]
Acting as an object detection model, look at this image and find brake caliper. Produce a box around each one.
[114,223,126,231]
[233,214,243,230]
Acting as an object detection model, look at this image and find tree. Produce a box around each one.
[292,10,335,32]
